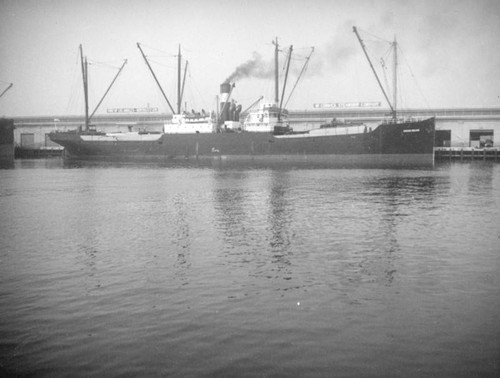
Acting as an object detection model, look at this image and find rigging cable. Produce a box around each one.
[285,47,314,108]
[398,46,431,109]
[139,42,176,57]
[356,27,389,43]
[187,64,206,110]
[66,47,84,114]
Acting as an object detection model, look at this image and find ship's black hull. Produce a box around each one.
[49,118,435,168]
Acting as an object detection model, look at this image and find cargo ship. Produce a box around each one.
[50,32,435,168]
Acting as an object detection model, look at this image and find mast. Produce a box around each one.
[177,44,181,114]
[137,43,175,114]
[0,83,13,99]
[273,37,279,104]
[180,60,189,112]
[79,44,90,131]
[89,59,128,120]
[352,26,396,120]
[278,45,293,121]
[285,46,314,108]
[392,35,398,118]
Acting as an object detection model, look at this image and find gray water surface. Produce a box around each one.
[1,160,499,377]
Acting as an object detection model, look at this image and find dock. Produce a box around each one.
[14,146,64,159]
[434,147,500,162]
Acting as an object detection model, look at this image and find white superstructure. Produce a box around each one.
[242,102,289,132]
[164,112,215,134]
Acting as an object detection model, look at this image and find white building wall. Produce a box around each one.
[436,119,499,147]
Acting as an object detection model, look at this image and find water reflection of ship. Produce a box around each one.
[212,170,253,249]
[70,179,102,294]
[212,170,294,282]
[266,171,293,280]
[367,175,438,286]
[171,195,192,277]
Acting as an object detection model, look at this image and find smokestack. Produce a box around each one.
[220,82,234,123]
[220,82,232,96]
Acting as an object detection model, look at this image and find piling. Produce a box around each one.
[434,147,500,162]
[0,118,15,166]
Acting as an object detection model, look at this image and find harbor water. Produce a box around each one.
[1,160,499,377]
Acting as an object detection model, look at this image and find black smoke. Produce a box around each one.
[225,52,273,83]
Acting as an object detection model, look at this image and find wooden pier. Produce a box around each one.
[14,146,64,159]
[435,147,499,162]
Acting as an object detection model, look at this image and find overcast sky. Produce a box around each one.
[1,0,499,117]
